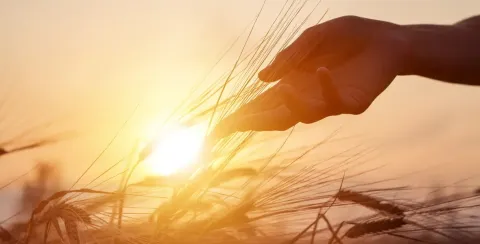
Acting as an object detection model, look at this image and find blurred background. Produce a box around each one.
[0,0,479,220]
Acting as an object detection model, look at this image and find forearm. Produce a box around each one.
[399,16,480,85]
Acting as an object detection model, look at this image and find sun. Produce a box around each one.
[143,124,206,176]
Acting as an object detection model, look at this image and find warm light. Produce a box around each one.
[143,124,206,176]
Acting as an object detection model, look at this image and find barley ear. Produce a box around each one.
[345,218,406,238]
[64,220,79,244]
[210,167,258,187]
[62,204,91,224]
[0,226,13,242]
[52,218,64,242]
[43,221,51,244]
[336,190,404,216]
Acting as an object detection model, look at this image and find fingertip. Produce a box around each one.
[277,84,318,123]
[211,118,235,139]
[316,67,335,90]
[316,67,332,81]
[316,67,343,113]
[210,125,226,140]
[234,106,296,132]
[258,68,274,82]
[316,67,328,73]
[278,78,334,124]
[258,66,282,82]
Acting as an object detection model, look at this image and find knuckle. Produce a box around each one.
[300,116,318,124]
[298,105,325,124]
[278,120,297,131]
[336,15,362,24]
[349,106,367,115]
[343,88,370,115]
[347,101,368,115]
[299,26,321,42]
[275,49,293,63]
[303,26,317,35]
[303,26,322,39]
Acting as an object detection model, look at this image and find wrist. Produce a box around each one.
[387,24,415,76]
[369,20,414,76]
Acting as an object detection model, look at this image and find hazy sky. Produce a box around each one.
[1,0,480,219]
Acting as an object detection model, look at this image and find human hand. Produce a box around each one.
[214,16,410,137]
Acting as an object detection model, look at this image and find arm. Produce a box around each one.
[400,15,480,85]
[213,15,480,137]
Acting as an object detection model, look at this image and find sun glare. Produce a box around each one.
[143,124,206,176]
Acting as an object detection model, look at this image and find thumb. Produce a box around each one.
[316,67,343,114]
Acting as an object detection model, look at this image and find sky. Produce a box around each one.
[0,0,480,219]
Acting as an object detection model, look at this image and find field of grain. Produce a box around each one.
[1,1,480,244]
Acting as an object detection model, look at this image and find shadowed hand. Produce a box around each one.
[213,16,409,138]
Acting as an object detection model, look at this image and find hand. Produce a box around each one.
[214,16,410,137]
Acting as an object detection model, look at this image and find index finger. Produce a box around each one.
[259,26,322,82]
[211,105,297,139]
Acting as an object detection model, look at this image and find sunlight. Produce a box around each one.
[143,124,206,176]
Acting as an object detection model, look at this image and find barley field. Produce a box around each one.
[1,1,480,244]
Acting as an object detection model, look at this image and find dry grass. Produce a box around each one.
[336,190,405,216]
[1,1,480,244]
[344,218,407,238]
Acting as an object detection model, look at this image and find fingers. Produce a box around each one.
[234,85,284,115]
[277,68,342,123]
[212,105,297,138]
[277,84,326,124]
[213,68,343,138]
[234,105,298,132]
[258,48,298,82]
[259,27,321,82]
[211,85,289,139]
[319,41,402,116]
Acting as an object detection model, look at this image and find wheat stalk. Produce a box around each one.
[9,1,480,244]
[24,189,113,244]
[64,219,79,244]
[345,218,407,238]
[336,190,405,216]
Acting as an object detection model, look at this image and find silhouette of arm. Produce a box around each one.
[401,15,480,85]
[213,15,480,137]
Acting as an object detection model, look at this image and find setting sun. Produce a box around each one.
[143,124,206,176]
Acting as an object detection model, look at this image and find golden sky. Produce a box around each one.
[1,0,480,219]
